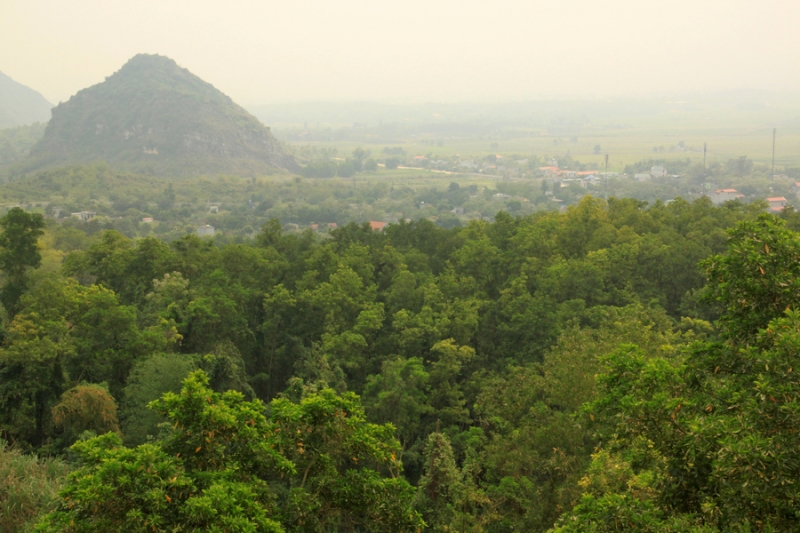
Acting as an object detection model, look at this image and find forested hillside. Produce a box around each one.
[15,54,297,177]
[2,196,800,531]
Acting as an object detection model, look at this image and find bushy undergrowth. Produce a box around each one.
[0,442,69,533]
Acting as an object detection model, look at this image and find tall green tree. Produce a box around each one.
[0,207,45,316]
[35,371,422,533]
[0,274,165,448]
[35,370,291,533]
[269,388,422,533]
[559,217,800,532]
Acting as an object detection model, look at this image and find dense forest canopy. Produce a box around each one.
[2,190,800,531]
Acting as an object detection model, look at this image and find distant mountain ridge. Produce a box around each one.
[0,71,53,128]
[23,54,297,176]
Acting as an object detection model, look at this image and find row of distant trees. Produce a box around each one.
[300,147,403,178]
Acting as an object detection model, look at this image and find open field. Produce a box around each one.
[285,121,800,172]
[268,97,800,172]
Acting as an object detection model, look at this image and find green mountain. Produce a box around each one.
[0,71,53,128]
[23,54,297,176]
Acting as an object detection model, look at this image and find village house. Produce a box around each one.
[709,189,739,206]
[369,221,387,231]
[538,166,560,177]
[650,165,667,178]
[767,197,787,213]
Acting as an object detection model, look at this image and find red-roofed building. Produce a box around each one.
[709,188,738,205]
[538,166,560,177]
[767,197,787,213]
[328,223,337,229]
[369,221,387,231]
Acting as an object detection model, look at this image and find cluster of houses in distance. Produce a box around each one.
[6,171,797,239]
[708,185,798,213]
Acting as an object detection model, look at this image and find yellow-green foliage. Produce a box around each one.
[52,384,120,438]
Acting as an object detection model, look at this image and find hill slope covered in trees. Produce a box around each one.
[18,54,297,177]
[0,71,52,129]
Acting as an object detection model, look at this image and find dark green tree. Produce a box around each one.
[415,432,462,530]
[0,207,45,316]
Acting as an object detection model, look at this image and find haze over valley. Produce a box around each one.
[2,2,800,533]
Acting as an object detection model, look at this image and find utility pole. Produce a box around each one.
[703,142,707,171]
[604,153,609,201]
[772,128,776,177]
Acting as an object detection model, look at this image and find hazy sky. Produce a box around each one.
[2,0,799,105]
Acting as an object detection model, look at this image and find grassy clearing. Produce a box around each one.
[0,442,69,533]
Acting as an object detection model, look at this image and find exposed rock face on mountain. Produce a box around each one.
[0,71,53,128]
[25,54,297,176]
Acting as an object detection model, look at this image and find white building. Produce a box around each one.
[71,211,96,222]
[650,165,667,178]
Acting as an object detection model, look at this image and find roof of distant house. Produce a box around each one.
[767,197,787,202]
[715,188,737,193]
[369,221,387,230]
